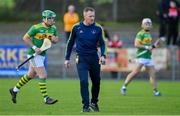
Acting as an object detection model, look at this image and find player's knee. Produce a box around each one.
[80,79,88,86]
[95,78,101,84]
[38,73,47,78]
[148,70,155,76]
[150,76,156,81]
[132,70,139,76]
[27,72,36,78]
[94,82,100,88]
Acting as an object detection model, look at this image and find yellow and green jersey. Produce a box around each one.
[135,30,152,59]
[26,23,57,56]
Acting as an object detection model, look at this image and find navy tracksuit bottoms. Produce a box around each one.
[76,54,101,107]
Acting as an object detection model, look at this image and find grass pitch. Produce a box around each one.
[0,78,180,115]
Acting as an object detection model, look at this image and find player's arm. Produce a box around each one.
[45,33,59,44]
[152,38,166,48]
[49,28,59,44]
[50,36,59,44]
[135,38,153,50]
[99,27,108,57]
[135,33,146,49]
[23,34,34,48]
[134,33,152,50]
[134,39,145,49]
[23,34,41,54]
[99,27,108,65]
[65,26,76,60]
[64,26,76,68]
[23,25,41,54]
[134,38,152,50]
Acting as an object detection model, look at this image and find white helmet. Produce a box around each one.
[142,18,152,30]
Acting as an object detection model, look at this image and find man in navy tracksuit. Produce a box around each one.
[64,7,107,112]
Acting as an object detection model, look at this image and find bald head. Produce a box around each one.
[68,5,75,13]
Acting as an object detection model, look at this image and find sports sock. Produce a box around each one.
[124,83,128,87]
[122,85,126,89]
[14,75,32,91]
[153,88,158,92]
[13,86,20,92]
[39,78,48,101]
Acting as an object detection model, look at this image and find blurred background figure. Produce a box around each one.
[63,4,79,42]
[107,32,123,79]
[101,23,111,41]
[167,0,180,46]
[156,0,169,41]
[108,34,123,48]
[101,24,122,79]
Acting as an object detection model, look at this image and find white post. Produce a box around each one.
[112,0,118,22]
[40,0,45,12]
[171,46,177,81]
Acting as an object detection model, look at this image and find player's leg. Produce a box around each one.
[9,64,36,103]
[121,62,143,95]
[13,65,36,91]
[89,55,100,112]
[159,17,168,41]
[167,21,174,46]
[145,58,161,96]
[76,55,90,112]
[172,22,178,45]
[34,67,58,104]
[33,55,58,104]
[146,66,161,96]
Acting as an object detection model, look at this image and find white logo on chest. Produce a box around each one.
[80,30,83,33]
[91,30,96,34]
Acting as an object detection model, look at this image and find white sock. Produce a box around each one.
[13,86,20,92]
[122,85,126,89]
[44,97,48,102]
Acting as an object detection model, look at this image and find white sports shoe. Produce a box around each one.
[121,86,126,95]
[154,91,161,96]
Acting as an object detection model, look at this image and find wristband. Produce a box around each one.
[152,45,156,48]
[32,45,37,50]
[102,55,106,58]
[144,46,149,49]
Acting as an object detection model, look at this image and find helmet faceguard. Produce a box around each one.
[42,10,56,26]
[141,18,152,31]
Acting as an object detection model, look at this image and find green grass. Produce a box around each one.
[0,78,180,115]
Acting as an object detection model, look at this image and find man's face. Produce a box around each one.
[43,17,55,26]
[142,22,152,31]
[170,1,176,8]
[84,11,95,25]
[68,5,75,13]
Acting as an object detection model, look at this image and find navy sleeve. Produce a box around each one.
[99,27,108,57]
[65,26,76,60]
